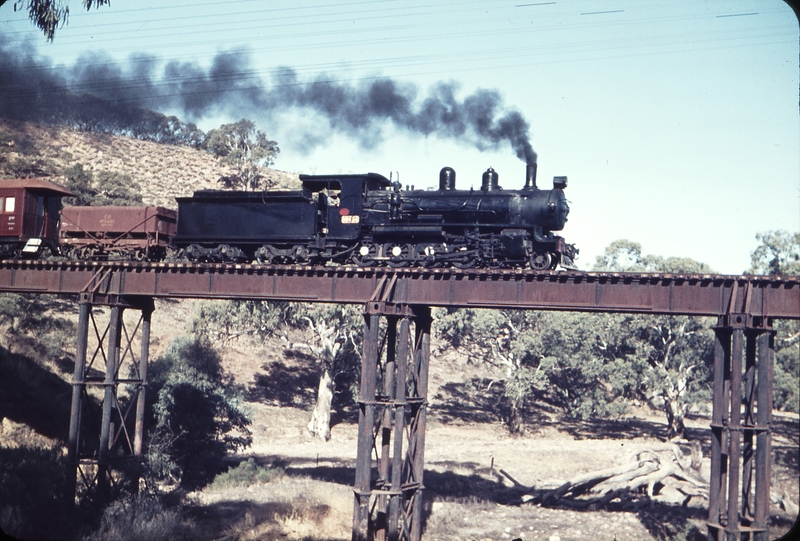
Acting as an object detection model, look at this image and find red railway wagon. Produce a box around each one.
[59,206,178,260]
[0,178,74,258]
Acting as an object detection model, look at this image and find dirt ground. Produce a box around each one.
[182,404,798,541]
[167,307,799,541]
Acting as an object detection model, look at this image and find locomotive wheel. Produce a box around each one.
[385,243,413,268]
[418,243,444,268]
[451,247,477,269]
[352,243,378,266]
[453,257,477,269]
[529,250,554,270]
[255,245,275,264]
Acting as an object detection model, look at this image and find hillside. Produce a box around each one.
[0,118,300,206]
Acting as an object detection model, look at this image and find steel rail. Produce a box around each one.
[0,260,797,318]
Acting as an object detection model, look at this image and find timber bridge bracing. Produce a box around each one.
[0,260,798,541]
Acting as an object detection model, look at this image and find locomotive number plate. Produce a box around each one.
[341,215,360,224]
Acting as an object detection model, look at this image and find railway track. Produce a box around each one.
[0,257,798,283]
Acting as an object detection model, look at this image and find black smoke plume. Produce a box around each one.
[0,36,536,163]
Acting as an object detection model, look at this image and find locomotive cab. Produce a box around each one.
[300,173,390,240]
[0,178,73,258]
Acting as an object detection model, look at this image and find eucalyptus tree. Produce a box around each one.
[4,0,111,41]
[193,300,362,441]
[591,240,715,439]
[749,230,799,413]
[435,239,716,439]
[204,120,280,191]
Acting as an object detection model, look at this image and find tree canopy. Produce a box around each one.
[5,0,111,41]
[205,120,280,191]
[749,230,800,276]
[145,335,251,488]
[62,163,143,206]
[749,230,800,413]
[434,240,718,439]
[593,239,714,274]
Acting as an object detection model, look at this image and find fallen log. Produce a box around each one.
[532,443,710,508]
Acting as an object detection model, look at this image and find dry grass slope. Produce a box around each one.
[0,118,300,206]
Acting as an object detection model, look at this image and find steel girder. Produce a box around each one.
[0,261,798,319]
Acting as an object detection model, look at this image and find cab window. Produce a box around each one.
[1,197,12,213]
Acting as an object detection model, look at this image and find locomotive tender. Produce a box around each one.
[0,164,577,270]
[173,165,577,270]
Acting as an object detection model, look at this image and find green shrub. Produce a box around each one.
[63,163,143,206]
[82,493,191,541]
[210,458,286,490]
[145,336,252,488]
[0,293,76,360]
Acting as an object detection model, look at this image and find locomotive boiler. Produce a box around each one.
[173,165,577,270]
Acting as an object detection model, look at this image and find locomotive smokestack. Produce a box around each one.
[524,163,537,190]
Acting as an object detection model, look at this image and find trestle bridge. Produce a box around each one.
[1,259,798,541]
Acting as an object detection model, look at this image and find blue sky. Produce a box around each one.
[2,0,798,274]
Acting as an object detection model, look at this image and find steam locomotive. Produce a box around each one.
[0,165,577,270]
[173,164,576,270]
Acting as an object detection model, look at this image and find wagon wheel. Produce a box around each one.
[352,242,378,267]
[293,246,313,266]
[148,246,166,262]
[529,249,554,270]
[2,245,21,260]
[59,245,76,260]
[78,246,97,260]
[385,243,413,268]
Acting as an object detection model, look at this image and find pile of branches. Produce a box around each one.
[508,442,708,509]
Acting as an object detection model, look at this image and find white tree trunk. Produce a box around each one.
[307,367,334,441]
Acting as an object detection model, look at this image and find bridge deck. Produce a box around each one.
[0,260,797,318]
